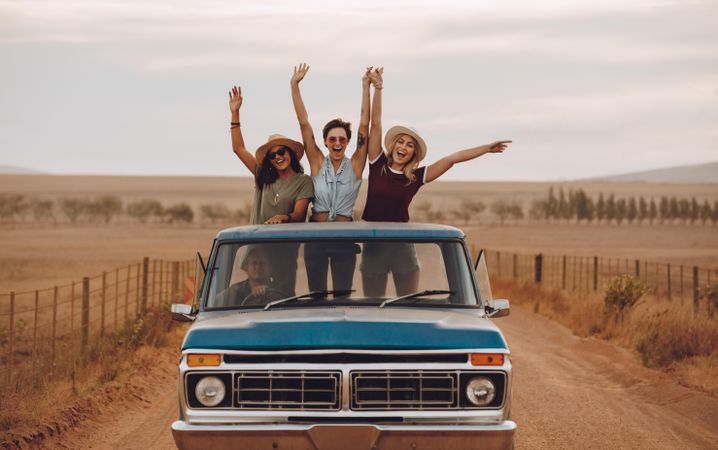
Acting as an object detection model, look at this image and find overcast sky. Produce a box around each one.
[1,0,716,181]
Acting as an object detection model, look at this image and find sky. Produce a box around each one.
[0,0,716,181]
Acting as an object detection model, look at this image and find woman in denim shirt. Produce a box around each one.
[290,64,377,293]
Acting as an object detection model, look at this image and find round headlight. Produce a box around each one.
[465,376,496,406]
[195,376,226,407]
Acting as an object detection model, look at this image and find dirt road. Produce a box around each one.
[50,305,718,449]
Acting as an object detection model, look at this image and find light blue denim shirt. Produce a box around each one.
[312,157,362,221]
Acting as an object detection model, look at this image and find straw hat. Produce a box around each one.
[255,134,305,164]
[384,126,427,162]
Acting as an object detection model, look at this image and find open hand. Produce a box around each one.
[265,214,288,224]
[291,63,310,85]
[229,86,242,112]
[486,140,512,153]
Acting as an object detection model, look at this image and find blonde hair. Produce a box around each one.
[382,134,420,184]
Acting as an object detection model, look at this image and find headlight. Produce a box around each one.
[195,376,226,407]
[465,376,496,406]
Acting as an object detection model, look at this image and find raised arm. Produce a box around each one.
[367,67,384,162]
[351,66,372,177]
[229,86,257,174]
[425,140,512,183]
[290,63,322,175]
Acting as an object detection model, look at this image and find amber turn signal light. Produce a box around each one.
[470,353,505,366]
[187,354,222,367]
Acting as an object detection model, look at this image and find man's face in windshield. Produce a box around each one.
[244,250,271,284]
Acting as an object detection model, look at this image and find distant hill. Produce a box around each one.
[587,161,718,183]
[0,165,46,175]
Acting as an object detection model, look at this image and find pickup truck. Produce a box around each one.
[171,222,515,450]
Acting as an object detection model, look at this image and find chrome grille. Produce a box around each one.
[351,371,458,410]
[234,371,341,410]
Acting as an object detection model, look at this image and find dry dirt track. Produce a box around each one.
[51,305,718,450]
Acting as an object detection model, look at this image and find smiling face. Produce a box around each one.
[390,134,418,167]
[267,145,292,172]
[325,127,349,162]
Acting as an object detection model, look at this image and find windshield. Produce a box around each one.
[204,239,479,310]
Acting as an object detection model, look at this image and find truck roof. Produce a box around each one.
[215,222,465,241]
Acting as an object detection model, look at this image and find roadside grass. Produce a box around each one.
[0,303,183,448]
[493,279,718,396]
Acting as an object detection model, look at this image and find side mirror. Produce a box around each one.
[486,298,510,318]
[171,303,195,322]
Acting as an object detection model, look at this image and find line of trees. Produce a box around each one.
[529,187,718,225]
[0,194,253,226]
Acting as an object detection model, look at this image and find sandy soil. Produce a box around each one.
[39,305,718,450]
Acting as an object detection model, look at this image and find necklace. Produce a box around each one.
[269,179,285,205]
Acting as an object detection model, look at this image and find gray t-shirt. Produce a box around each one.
[250,173,314,224]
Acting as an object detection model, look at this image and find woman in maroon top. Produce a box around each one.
[361,68,511,296]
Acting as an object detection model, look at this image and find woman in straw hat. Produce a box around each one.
[289,64,376,293]
[229,85,314,294]
[360,69,511,297]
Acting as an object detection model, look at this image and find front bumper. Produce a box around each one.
[172,420,516,450]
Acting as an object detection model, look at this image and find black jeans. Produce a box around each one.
[304,242,358,293]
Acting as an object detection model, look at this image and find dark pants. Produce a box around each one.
[304,242,358,293]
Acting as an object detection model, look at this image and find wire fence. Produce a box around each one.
[478,248,718,315]
[0,257,195,388]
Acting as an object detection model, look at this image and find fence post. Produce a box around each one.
[135,263,141,318]
[562,255,567,290]
[115,267,119,328]
[159,261,164,303]
[124,265,131,322]
[151,260,157,306]
[693,266,699,314]
[70,281,75,333]
[82,277,90,354]
[635,260,640,278]
[7,292,15,386]
[593,256,598,291]
[172,261,180,302]
[534,254,543,284]
[141,257,149,315]
[512,254,517,280]
[52,286,58,373]
[680,265,684,304]
[100,271,106,339]
[666,264,672,300]
[32,290,39,379]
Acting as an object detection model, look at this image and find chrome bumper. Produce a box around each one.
[172,421,516,450]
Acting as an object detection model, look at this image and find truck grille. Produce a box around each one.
[234,371,341,410]
[351,371,458,410]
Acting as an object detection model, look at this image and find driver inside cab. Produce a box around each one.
[215,246,279,307]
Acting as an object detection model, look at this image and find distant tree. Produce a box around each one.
[59,197,87,223]
[605,194,617,224]
[86,196,123,223]
[164,203,194,224]
[659,196,669,224]
[699,200,712,225]
[491,200,511,225]
[669,197,680,223]
[575,189,594,223]
[200,203,232,224]
[427,209,446,222]
[626,197,638,225]
[615,198,627,225]
[567,189,577,222]
[0,194,28,223]
[558,188,571,222]
[126,198,164,223]
[595,193,606,224]
[507,202,524,222]
[529,199,549,222]
[678,198,690,224]
[450,200,486,224]
[30,198,54,222]
[689,198,700,225]
[648,198,658,225]
[546,186,558,221]
[638,197,648,224]
[713,200,718,226]
[233,203,252,224]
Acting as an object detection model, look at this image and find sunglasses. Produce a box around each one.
[267,148,288,160]
[328,136,348,144]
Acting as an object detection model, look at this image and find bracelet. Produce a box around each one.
[285,214,292,223]
[230,121,240,126]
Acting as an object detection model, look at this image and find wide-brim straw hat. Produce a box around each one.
[384,126,427,162]
[255,134,305,164]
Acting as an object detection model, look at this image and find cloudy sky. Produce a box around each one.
[1,0,716,180]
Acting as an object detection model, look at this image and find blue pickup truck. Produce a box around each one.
[170,222,515,450]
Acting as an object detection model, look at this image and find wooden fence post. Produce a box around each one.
[32,290,39,379]
[635,260,641,278]
[159,261,164,303]
[512,254,518,280]
[172,261,180,302]
[680,265,684,304]
[70,281,75,333]
[52,286,58,373]
[100,271,106,339]
[693,266,700,314]
[82,277,89,354]
[124,265,130,322]
[8,292,15,386]
[593,256,598,291]
[534,254,543,284]
[114,267,119,328]
[562,255,567,290]
[135,263,140,319]
[141,257,149,315]
[667,264,672,300]
[151,260,157,306]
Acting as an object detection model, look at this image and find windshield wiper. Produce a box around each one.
[379,290,454,308]
[264,290,355,311]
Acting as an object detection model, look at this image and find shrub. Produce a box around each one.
[604,275,648,323]
[164,203,194,223]
[703,282,718,318]
[126,198,164,223]
[86,196,123,223]
[58,197,87,223]
[635,313,718,367]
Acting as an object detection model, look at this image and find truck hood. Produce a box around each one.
[182,307,507,351]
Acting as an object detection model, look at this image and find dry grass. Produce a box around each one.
[493,279,718,396]
[0,302,183,448]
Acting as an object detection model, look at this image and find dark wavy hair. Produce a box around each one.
[255,146,304,189]
[322,118,352,142]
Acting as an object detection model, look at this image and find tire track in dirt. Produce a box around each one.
[49,305,718,449]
